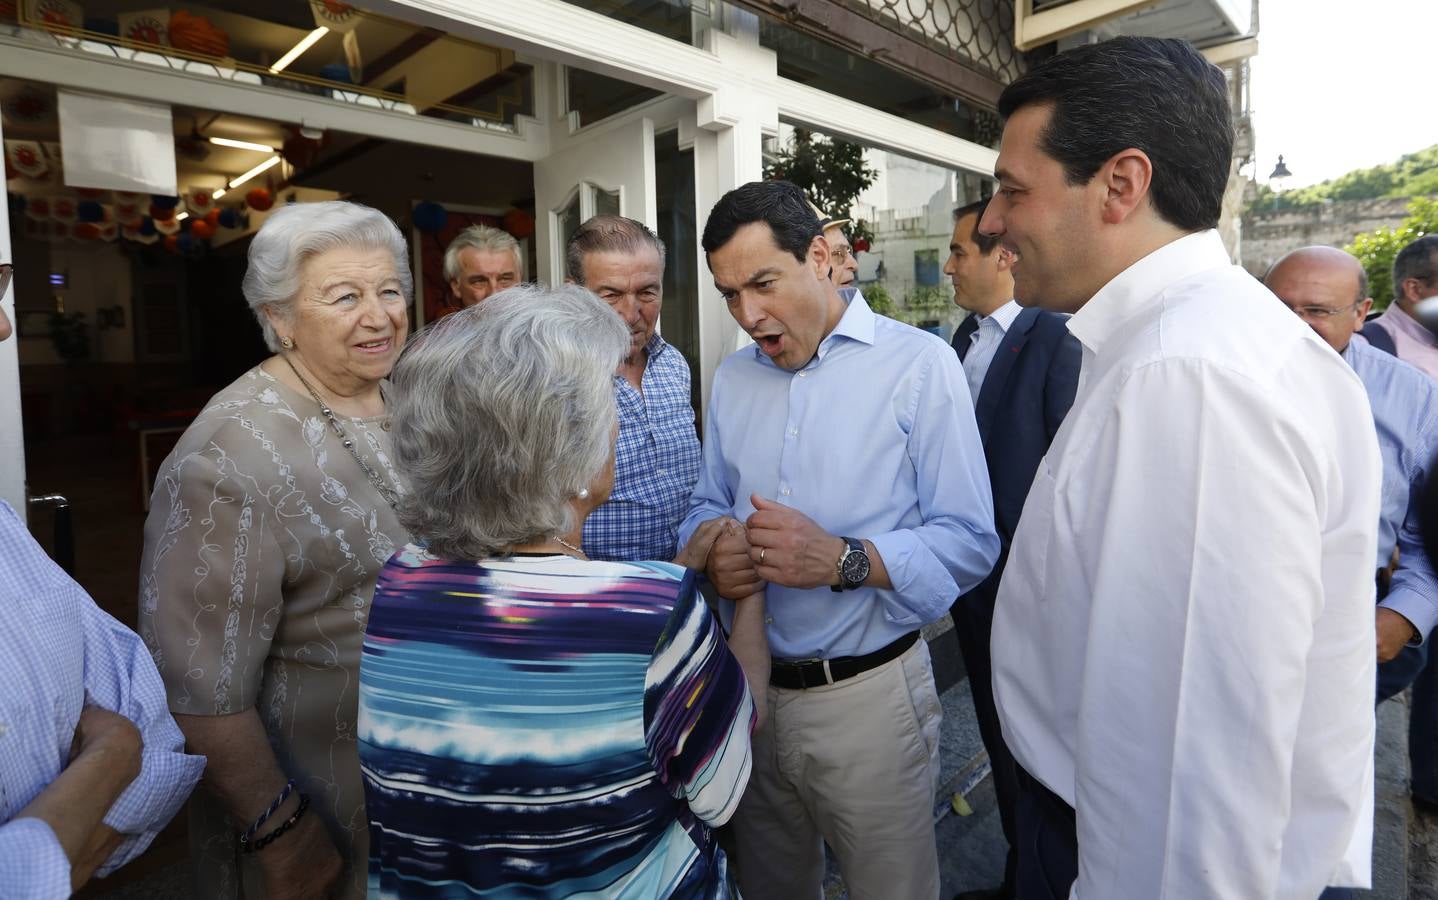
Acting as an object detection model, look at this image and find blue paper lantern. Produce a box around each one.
[138,217,157,236]
[413,201,447,233]
[218,208,241,229]
[151,195,180,209]
[77,200,105,222]
[176,233,195,253]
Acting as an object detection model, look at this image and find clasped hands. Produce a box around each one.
[679,494,845,601]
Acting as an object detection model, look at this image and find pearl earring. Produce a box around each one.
[280,336,295,350]
[577,488,590,500]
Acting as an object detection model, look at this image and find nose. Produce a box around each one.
[734,293,764,331]
[357,292,387,329]
[978,201,1005,238]
[615,294,641,326]
[942,253,956,277]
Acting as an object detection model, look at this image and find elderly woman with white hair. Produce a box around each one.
[138,200,412,899]
[358,284,769,899]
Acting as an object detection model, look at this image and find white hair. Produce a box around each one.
[442,224,524,283]
[241,200,412,352]
[388,283,628,559]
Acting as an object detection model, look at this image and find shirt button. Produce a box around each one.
[789,427,799,436]
[798,372,807,378]
[781,487,791,496]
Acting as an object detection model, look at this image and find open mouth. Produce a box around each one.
[754,333,783,356]
[354,338,392,353]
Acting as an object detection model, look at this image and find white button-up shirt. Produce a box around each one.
[992,230,1382,899]
[962,299,1023,403]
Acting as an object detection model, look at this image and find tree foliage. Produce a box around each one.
[764,128,879,243]
[1250,144,1438,214]
[863,283,895,316]
[1344,197,1438,309]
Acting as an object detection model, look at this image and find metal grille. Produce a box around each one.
[840,0,1024,86]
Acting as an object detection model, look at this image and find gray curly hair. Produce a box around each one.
[387,283,629,559]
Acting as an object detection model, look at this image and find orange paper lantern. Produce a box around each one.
[190,219,214,240]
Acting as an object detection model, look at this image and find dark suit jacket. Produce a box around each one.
[952,306,1081,612]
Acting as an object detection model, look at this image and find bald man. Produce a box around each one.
[1266,246,1438,700]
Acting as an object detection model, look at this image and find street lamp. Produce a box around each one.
[1266,155,1292,211]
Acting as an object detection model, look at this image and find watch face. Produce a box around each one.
[842,549,870,587]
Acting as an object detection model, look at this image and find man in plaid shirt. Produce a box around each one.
[571,216,702,562]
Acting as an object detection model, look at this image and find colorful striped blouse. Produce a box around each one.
[358,548,755,899]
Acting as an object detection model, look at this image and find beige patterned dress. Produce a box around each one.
[138,364,409,899]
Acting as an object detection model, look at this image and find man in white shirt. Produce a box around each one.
[980,37,1382,900]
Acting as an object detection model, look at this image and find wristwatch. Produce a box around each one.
[831,537,871,592]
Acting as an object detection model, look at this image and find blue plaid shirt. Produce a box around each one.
[0,501,204,898]
[584,333,702,562]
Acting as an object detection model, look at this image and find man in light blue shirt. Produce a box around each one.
[1267,247,1438,694]
[680,181,998,900]
[0,263,205,897]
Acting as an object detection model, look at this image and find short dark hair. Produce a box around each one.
[997,36,1233,233]
[702,180,821,264]
[565,215,666,283]
[952,199,1001,256]
[1392,234,1438,301]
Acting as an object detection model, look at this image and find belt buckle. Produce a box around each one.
[796,657,833,690]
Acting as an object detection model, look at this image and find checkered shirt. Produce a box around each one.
[584,334,702,562]
[0,501,204,897]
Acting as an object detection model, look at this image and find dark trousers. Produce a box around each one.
[952,591,1020,895]
[1012,768,1075,900]
[1412,647,1438,804]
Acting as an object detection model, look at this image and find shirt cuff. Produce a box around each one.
[1379,591,1437,646]
[0,818,72,900]
[100,747,206,863]
[868,530,959,625]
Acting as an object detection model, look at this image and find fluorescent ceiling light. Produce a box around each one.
[213,188,227,199]
[269,26,329,74]
[229,155,282,189]
[176,211,189,221]
[209,136,276,153]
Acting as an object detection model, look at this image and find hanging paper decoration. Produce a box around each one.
[190,219,214,240]
[73,221,102,241]
[413,201,447,233]
[245,187,273,211]
[149,203,174,221]
[169,10,230,57]
[203,207,220,227]
[118,9,169,47]
[83,17,119,37]
[138,217,157,236]
[217,207,240,229]
[76,199,104,222]
[151,194,180,209]
[154,216,181,235]
[50,195,77,223]
[163,234,179,253]
[100,221,118,241]
[25,196,50,220]
[310,0,361,33]
[21,0,83,32]
[5,140,48,179]
[114,199,143,225]
[185,188,215,217]
[502,208,535,240]
[282,130,324,170]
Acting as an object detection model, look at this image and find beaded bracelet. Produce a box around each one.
[240,792,310,854]
[241,778,296,844]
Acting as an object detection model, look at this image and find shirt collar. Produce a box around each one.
[1066,230,1230,355]
[1382,303,1438,348]
[643,330,666,360]
[980,299,1022,333]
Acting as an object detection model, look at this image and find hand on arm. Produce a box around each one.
[16,706,141,891]
[176,711,342,900]
[744,494,892,591]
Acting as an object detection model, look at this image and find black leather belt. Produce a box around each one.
[769,631,919,690]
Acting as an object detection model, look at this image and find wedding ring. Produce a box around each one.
[759,548,766,564]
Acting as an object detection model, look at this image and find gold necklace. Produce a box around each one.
[282,356,399,511]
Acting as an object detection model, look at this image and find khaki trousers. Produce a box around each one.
[732,638,943,900]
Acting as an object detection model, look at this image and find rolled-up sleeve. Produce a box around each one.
[869,346,998,623]
[678,368,737,550]
[1380,476,1438,645]
[0,818,72,900]
[80,598,205,875]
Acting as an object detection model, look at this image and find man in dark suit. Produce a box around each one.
[944,197,1081,900]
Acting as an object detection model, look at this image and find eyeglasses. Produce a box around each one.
[830,247,855,263]
[0,264,12,298]
[1288,300,1362,320]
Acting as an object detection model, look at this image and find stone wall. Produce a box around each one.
[1241,196,1422,278]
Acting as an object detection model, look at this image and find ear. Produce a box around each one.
[260,303,289,339]
[1097,148,1154,226]
[1355,297,1374,328]
[995,246,1018,273]
[448,278,462,298]
[808,233,831,281]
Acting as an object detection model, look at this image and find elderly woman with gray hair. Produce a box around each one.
[138,200,412,899]
[358,284,768,899]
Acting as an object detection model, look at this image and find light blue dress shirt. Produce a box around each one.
[1345,337,1438,643]
[679,289,999,660]
[960,299,1023,404]
[0,501,205,898]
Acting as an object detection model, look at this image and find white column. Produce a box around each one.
[0,107,25,517]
